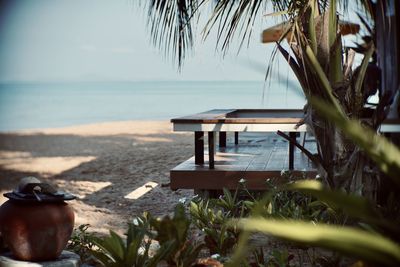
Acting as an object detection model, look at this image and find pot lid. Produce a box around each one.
[3,177,76,203]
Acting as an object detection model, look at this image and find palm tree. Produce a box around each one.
[142,0,391,197]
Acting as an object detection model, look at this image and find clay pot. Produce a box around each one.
[0,200,74,261]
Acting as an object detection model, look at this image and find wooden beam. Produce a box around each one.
[208,132,215,169]
[171,170,317,190]
[194,132,204,165]
[219,132,226,148]
[235,132,239,145]
[289,132,296,170]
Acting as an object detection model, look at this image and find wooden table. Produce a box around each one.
[171,109,307,170]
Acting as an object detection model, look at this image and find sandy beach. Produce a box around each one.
[0,121,194,234]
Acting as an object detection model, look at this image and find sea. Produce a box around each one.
[0,81,305,132]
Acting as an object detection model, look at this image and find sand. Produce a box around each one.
[0,121,194,234]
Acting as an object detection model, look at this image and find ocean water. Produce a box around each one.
[0,81,305,131]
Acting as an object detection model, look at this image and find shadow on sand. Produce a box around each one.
[0,131,193,232]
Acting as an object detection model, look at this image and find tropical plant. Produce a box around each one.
[89,213,170,267]
[227,98,400,267]
[251,247,296,267]
[89,205,205,267]
[190,192,242,256]
[272,1,388,197]
[229,180,400,266]
[150,204,204,267]
[67,224,97,263]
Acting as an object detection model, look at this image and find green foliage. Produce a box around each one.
[238,217,400,266]
[230,180,400,267]
[150,204,204,267]
[90,213,167,267]
[267,249,295,267]
[89,207,203,267]
[251,248,295,267]
[283,180,400,237]
[80,177,400,266]
[189,189,243,256]
[67,224,96,263]
[265,179,336,223]
[189,182,332,262]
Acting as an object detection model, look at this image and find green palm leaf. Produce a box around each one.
[237,218,400,266]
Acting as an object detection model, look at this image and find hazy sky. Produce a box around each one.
[0,0,293,82]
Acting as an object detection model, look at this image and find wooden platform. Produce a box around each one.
[170,133,317,190]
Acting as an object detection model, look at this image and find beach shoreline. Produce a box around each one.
[0,120,194,234]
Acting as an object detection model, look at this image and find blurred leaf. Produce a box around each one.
[284,180,400,235]
[237,219,400,266]
[284,180,378,220]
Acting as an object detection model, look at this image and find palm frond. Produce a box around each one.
[143,0,334,66]
[144,0,201,68]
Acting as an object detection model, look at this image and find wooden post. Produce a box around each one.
[208,132,215,169]
[219,132,226,148]
[234,132,239,145]
[289,132,296,170]
[194,132,204,165]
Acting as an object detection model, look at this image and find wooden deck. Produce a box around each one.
[170,133,318,190]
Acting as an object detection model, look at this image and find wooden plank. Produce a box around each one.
[173,123,308,132]
[171,109,235,122]
[171,109,304,124]
[170,170,317,190]
[227,109,303,117]
[173,117,303,124]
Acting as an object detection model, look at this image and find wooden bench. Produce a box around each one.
[170,109,317,190]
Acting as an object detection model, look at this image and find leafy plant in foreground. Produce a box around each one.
[89,205,205,267]
[227,93,400,266]
[67,224,96,263]
[251,247,295,267]
[190,187,257,256]
[150,204,204,267]
[89,213,168,267]
[265,177,338,224]
[190,197,238,256]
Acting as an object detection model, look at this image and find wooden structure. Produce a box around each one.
[170,109,316,190]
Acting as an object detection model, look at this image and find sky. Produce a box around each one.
[0,0,293,82]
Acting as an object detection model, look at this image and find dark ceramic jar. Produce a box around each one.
[0,200,75,261]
